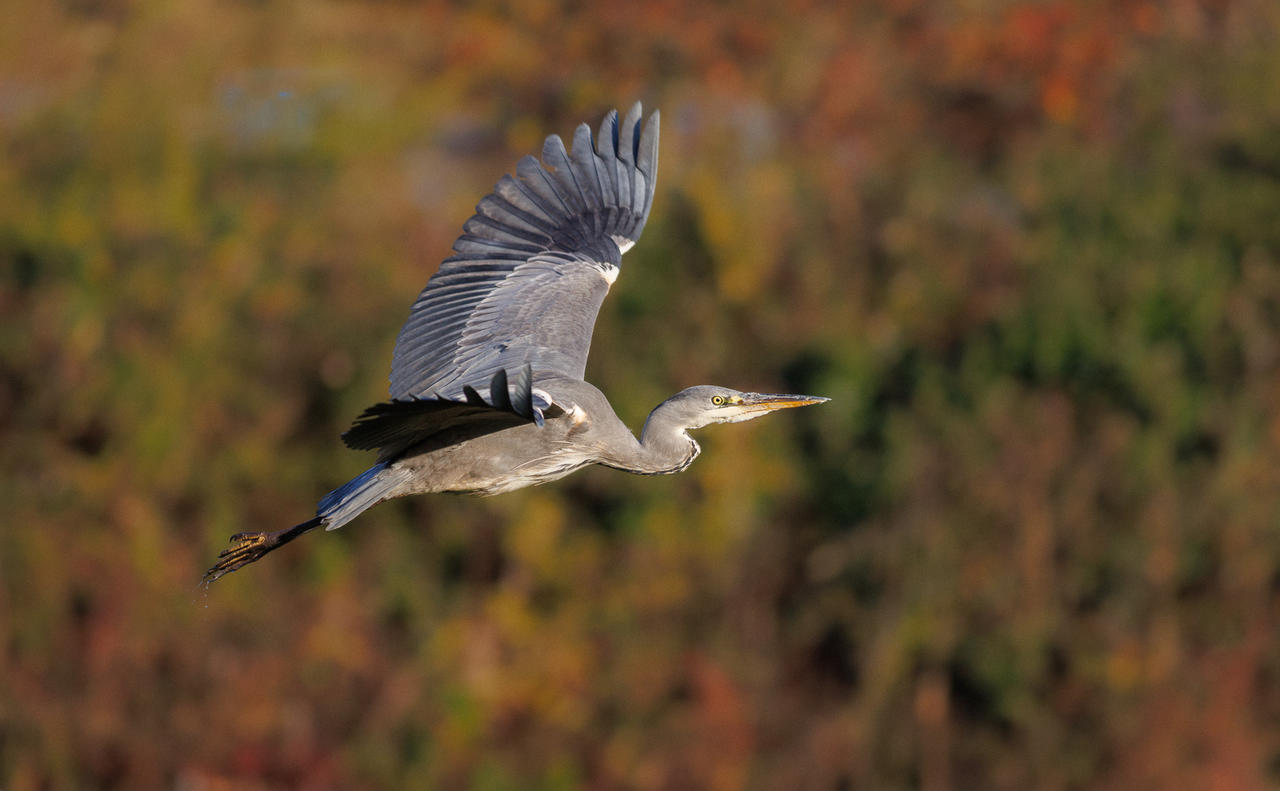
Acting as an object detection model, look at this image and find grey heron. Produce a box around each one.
[205,103,828,583]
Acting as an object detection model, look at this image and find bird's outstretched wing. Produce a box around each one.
[388,102,660,401]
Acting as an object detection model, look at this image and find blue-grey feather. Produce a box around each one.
[475,193,557,237]
[493,174,558,225]
[318,462,404,531]
[514,156,572,220]
[597,109,618,163]
[637,112,660,221]
[570,124,604,219]
[540,135,589,216]
[452,237,541,256]
[462,215,550,247]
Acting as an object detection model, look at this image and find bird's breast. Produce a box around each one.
[394,417,596,496]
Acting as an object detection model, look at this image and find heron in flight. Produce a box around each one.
[205,103,828,583]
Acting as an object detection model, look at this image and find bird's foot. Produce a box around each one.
[203,532,273,585]
[202,517,324,586]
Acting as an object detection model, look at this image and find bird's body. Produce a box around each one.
[205,103,827,583]
[367,377,696,498]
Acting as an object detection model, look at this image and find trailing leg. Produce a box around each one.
[203,516,323,584]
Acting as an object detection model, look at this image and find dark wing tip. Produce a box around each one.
[512,364,533,413]
[488,368,513,412]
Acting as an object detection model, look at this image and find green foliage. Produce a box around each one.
[4,1,1280,788]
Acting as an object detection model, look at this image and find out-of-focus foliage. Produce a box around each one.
[3,0,1280,788]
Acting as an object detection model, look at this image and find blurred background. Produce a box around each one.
[3,0,1280,788]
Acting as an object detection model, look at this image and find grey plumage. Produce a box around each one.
[390,103,658,401]
[205,103,826,583]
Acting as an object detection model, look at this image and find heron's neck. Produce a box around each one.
[631,405,701,475]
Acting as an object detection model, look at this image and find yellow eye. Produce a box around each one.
[711,395,726,406]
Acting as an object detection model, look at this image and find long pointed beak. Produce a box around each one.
[739,392,830,413]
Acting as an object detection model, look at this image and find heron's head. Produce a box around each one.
[657,385,829,432]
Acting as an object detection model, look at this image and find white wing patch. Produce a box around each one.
[598,262,619,285]
[612,234,635,255]
[531,387,554,410]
